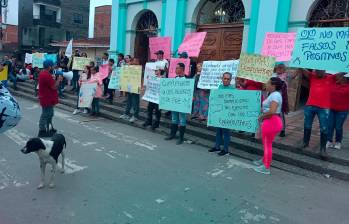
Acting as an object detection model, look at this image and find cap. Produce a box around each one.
[155,50,164,55]
[43,60,54,69]
[178,52,188,58]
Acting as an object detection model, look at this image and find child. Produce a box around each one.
[73,65,91,115]
[88,66,103,116]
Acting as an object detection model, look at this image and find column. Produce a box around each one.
[160,0,167,36]
[117,0,127,54]
[275,0,292,32]
[246,0,260,53]
[109,0,119,60]
[173,0,187,53]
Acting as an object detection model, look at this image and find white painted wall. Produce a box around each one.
[289,0,317,22]
[2,0,19,25]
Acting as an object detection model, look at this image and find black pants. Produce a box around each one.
[103,78,114,100]
[146,102,161,124]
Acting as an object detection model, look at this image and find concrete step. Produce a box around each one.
[10,81,349,181]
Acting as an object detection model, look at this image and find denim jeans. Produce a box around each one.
[9,73,17,89]
[304,106,329,134]
[215,128,230,152]
[146,102,161,123]
[39,106,54,131]
[125,93,139,118]
[171,112,187,126]
[327,110,348,143]
[72,70,79,90]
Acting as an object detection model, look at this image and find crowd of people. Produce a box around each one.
[1,47,349,175]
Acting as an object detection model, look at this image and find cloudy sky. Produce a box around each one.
[89,0,112,38]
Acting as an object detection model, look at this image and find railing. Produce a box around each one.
[33,0,61,6]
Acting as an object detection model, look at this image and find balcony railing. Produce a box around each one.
[33,16,61,28]
[33,0,61,6]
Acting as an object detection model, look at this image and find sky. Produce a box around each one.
[89,0,112,38]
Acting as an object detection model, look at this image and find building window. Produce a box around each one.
[309,0,349,27]
[73,13,83,24]
[66,31,72,41]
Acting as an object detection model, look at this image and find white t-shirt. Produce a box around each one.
[155,59,169,70]
[262,91,282,114]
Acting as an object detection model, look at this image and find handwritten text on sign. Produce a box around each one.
[149,37,172,60]
[159,78,195,114]
[168,58,190,78]
[290,28,349,72]
[32,53,46,68]
[237,53,275,83]
[178,32,207,57]
[73,57,91,70]
[198,60,239,89]
[120,65,142,94]
[108,67,120,89]
[261,32,296,62]
[142,77,160,104]
[143,62,157,86]
[208,89,261,132]
[78,83,97,108]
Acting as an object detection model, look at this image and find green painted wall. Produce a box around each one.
[247,0,260,53]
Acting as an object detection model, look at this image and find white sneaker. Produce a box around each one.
[253,159,263,166]
[129,116,137,123]
[120,114,130,120]
[83,109,88,114]
[73,109,79,115]
[253,165,270,175]
[334,142,342,150]
[326,141,334,149]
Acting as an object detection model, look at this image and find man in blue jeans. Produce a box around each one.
[209,72,234,156]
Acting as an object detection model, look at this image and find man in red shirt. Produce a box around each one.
[38,60,62,137]
[299,69,336,157]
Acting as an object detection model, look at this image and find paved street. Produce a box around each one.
[1,98,349,224]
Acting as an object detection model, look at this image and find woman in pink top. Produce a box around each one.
[88,66,103,116]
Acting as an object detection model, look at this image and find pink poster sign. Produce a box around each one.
[168,58,190,78]
[149,37,172,60]
[261,32,296,62]
[178,32,207,58]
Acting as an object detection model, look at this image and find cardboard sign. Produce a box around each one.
[72,57,91,70]
[237,53,275,83]
[208,89,261,132]
[25,53,33,64]
[108,67,121,89]
[168,58,190,78]
[78,83,97,108]
[0,66,8,81]
[261,32,296,62]
[143,63,157,86]
[44,54,58,65]
[32,53,46,68]
[178,32,207,57]
[120,65,142,94]
[149,37,172,60]
[159,78,195,114]
[198,60,239,89]
[142,77,160,104]
[290,27,349,72]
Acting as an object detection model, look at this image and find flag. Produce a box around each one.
[65,39,73,58]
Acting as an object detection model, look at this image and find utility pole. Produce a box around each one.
[0,0,9,51]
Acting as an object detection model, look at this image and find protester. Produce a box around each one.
[38,60,62,137]
[253,77,284,175]
[71,51,81,92]
[192,63,209,121]
[125,55,132,65]
[17,66,31,81]
[2,56,17,90]
[154,50,169,77]
[143,66,164,130]
[117,53,126,67]
[327,73,349,150]
[104,59,115,104]
[73,65,90,115]
[33,67,40,97]
[53,65,65,99]
[88,66,103,116]
[165,63,188,145]
[208,72,234,156]
[298,69,336,157]
[120,58,140,123]
[102,52,109,65]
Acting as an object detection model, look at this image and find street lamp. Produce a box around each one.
[0,0,9,50]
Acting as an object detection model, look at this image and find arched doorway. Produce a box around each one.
[134,11,158,66]
[196,0,245,62]
[309,0,349,27]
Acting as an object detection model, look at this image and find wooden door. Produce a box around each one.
[197,24,244,62]
[134,31,149,66]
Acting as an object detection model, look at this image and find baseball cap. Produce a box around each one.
[155,50,164,55]
[178,52,188,58]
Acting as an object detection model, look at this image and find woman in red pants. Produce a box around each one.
[253,77,283,175]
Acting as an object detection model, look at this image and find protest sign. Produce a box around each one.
[290,28,349,72]
[143,62,157,86]
[142,77,160,104]
[120,65,142,94]
[198,60,239,89]
[108,67,121,89]
[178,32,207,57]
[261,32,296,62]
[149,37,172,60]
[159,78,195,114]
[0,66,8,81]
[208,89,261,132]
[25,53,32,64]
[78,83,97,108]
[44,54,58,64]
[32,53,46,68]
[72,57,91,70]
[237,53,275,83]
[168,58,190,78]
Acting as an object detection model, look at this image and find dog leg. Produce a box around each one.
[37,161,45,189]
[60,152,65,174]
[48,163,56,188]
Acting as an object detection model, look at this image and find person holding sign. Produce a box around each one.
[253,77,283,175]
[208,72,234,156]
[164,63,188,145]
[88,66,103,116]
[154,50,169,76]
[192,63,209,121]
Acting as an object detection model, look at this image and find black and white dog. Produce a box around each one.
[21,134,66,189]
